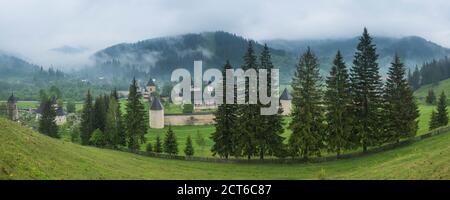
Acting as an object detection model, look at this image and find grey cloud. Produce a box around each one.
[0,0,449,69]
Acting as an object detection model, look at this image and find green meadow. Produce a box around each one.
[0,117,448,180]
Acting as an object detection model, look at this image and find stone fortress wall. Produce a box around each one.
[164,113,215,126]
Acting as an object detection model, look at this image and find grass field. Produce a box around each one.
[0,117,448,180]
[414,78,450,104]
[144,104,449,157]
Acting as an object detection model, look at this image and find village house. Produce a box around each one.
[36,96,66,125]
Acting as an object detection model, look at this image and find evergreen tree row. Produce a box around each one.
[212,42,284,160]
[212,28,421,160]
[145,126,195,157]
[408,56,450,90]
[289,28,419,159]
[80,78,148,150]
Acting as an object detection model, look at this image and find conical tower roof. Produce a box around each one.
[147,78,156,87]
[280,88,292,100]
[150,98,163,111]
[7,93,17,103]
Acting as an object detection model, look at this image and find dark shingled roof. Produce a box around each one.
[147,78,156,87]
[280,88,292,100]
[56,106,65,116]
[8,93,18,103]
[35,105,43,114]
[150,98,163,111]
[50,96,58,105]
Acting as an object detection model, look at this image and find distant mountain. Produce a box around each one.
[265,36,450,74]
[93,31,296,82]
[0,53,40,80]
[50,45,88,54]
[93,31,450,83]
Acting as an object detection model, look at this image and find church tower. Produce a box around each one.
[7,93,19,121]
[280,88,292,116]
[149,98,164,129]
[147,78,156,94]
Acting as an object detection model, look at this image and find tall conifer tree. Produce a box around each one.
[110,89,126,146]
[38,99,59,138]
[429,110,440,130]
[124,78,149,150]
[257,44,284,159]
[211,61,238,159]
[426,89,437,105]
[350,28,384,151]
[184,135,195,157]
[288,47,325,159]
[410,66,421,90]
[93,95,107,132]
[324,51,354,156]
[383,55,419,143]
[105,97,122,147]
[436,92,448,126]
[236,41,259,160]
[80,90,94,145]
[154,135,163,153]
[164,126,178,155]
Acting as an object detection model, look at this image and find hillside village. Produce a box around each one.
[3,77,294,129]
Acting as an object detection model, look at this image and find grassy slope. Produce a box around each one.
[0,118,449,180]
[414,78,450,103]
[414,78,450,134]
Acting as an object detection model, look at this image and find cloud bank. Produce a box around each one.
[0,0,449,69]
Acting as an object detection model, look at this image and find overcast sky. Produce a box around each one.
[1,0,449,69]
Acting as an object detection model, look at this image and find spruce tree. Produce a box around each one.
[111,90,126,146]
[426,89,436,105]
[350,28,384,151]
[257,44,284,159]
[80,90,94,145]
[236,41,259,160]
[146,143,153,153]
[111,88,119,100]
[38,98,59,138]
[407,69,412,86]
[324,51,354,156]
[163,126,178,155]
[410,66,421,90]
[103,94,110,112]
[288,47,325,159]
[436,92,448,126]
[104,97,122,147]
[66,100,76,113]
[211,61,238,159]
[383,55,419,143]
[429,110,440,130]
[89,128,106,147]
[93,95,107,132]
[184,135,195,157]
[154,135,163,153]
[124,78,149,150]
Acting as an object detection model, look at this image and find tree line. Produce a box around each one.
[144,126,196,157]
[78,78,147,150]
[211,28,428,160]
[408,56,450,90]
